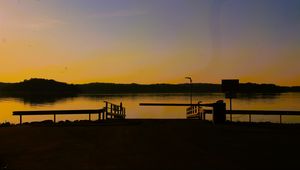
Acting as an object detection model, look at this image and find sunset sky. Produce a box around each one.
[0,0,300,85]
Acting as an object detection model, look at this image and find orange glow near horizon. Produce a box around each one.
[1,1,300,86]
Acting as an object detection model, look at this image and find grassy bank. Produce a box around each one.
[0,119,300,170]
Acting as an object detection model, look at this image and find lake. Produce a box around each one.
[1,92,300,124]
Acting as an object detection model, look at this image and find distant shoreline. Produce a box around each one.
[1,78,300,95]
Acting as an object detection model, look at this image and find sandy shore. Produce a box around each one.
[0,119,300,170]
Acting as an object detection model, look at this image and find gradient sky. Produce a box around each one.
[0,0,300,85]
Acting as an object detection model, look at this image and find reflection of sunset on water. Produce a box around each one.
[1,93,300,124]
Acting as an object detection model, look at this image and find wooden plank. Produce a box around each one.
[228,110,300,115]
[203,109,300,116]
[204,109,213,114]
[107,112,125,118]
[13,109,104,116]
[140,103,214,107]
[280,115,282,124]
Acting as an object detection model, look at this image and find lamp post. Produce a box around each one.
[185,77,192,105]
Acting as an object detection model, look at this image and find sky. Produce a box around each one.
[0,0,300,85]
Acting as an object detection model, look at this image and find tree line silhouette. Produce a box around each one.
[0,78,299,95]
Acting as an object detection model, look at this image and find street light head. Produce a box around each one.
[185,77,192,83]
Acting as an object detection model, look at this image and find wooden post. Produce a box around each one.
[230,97,232,121]
[123,108,125,118]
[249,114,251,123]
[89,113,91,121]
[20,115,22,125]
[280,114,282,124]
[120,105,122,117]
[105,102,108,120]
[102,110,105,120]
[199,109,201,120]
[54,114,56,123]
[198,102,201,120]
[111,104,113,119]
[197,104,199,119]
[113,105,116,118]
[110,104,112,113]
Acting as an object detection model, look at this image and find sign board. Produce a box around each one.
[222,79,239,98]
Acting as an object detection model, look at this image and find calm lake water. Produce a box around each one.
[1,92,300,124]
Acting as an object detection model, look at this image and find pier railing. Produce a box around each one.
[203,109,300,123]
[104,101,126,119]
[186,102,205,120]
[13,109,105,125]
[140,101,300,124]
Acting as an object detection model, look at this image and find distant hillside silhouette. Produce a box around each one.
[0,78,79,95]
[238,83,286,93]
[0,78,300,95]
[78,82,300,93]
[78,83,221,93]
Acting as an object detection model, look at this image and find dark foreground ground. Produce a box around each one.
[0,119,300,170]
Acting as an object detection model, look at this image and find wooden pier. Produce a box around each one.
[186,108,300,123]
[140,101,300,123]
[139,103,214,107]
[104,101,126,120]
[186,104,205,120]
[13,101,126,124]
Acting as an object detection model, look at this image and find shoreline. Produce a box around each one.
[1,119,300,170]
[2,118,300,127]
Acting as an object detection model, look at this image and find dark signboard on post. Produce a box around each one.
[222,79,239,119]
[222,79,239,99]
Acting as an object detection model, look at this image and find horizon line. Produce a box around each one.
[0,78,299,87]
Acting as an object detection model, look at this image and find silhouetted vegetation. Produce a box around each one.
[0,78,79,95]
[78,82,300,93]
[0,79,78,105]
[78,83,221,93]
[238,83,284,93]
[0,122,11,127]
[0,78,299,96]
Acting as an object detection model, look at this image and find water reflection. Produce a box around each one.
[0,94,78,106]
[0,93,300,124]
[0,93,284,106]
[237,93,281,100]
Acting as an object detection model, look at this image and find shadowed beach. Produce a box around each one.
[0,119,300,170]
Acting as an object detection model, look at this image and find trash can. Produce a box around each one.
[213,100,226,124]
